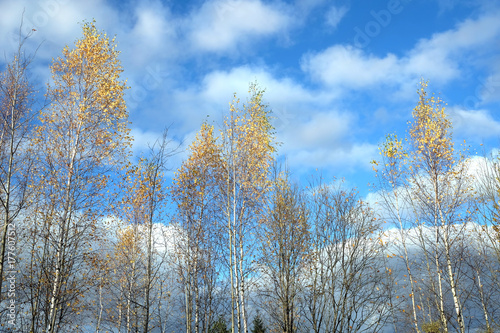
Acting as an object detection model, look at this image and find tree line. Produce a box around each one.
[0,21,499,333]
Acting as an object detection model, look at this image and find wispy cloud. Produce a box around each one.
[325,5,349,29]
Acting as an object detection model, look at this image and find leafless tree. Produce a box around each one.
[302,178,388,333]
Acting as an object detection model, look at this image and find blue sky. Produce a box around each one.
[1,0,499,197]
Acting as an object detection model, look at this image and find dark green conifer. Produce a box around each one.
[251,312,266,333]
[209,316,229,333]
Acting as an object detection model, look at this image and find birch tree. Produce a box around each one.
[125,132,172,333]
[33,21,131,332]
[172,122,224,333]
[373,81,474,332]
[407,82,472,333]
[259,168,309,333]
[220,83,276,333]
[113,225,146,332]
[372,134,423,332]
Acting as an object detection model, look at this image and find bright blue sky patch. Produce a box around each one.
[1,0,499,197]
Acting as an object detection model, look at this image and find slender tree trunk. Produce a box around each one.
[96,283,103,333]
[185,233,192,333]
[0,151,13,302]
[0,90,17,301]
[118,301,123,332]
[434,228,447,332]
[46,125,81,333]
[30,281,38,333]
[29,217,46,333]
[417,224,439,325]
[47,224,66,333]
[475,268,490,331]
[127,279,131,332]
[233,231,241,333]
[127,257,137,333]
[31,215,52,332]
[47,198,74,333]
[143,216,153,333]
[239,241,248,333]
[393,190,420,333]
[228,208,235,333]
[185,282,191,333]
[430,177,448,333]
[231,143,240,333]
[194,257,200,333]
[382,248,398,333]
[433,175,465,333]
[442,227,465,333]
[435,187,465,333]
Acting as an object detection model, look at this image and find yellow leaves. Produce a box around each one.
[37,20,130,182]
[382,133,405,159]
[172,124,225,227]
[409,81,454,167]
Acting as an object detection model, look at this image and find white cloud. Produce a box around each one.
[417,12,500,51]
[125,1,178,67]
[287,142,378,172]
[160,65,373,174]
[285,111,352,149]
[164,65,331,131]
[480,71,500,104]
[302,45,399,88]
[0,0,122,85]
[325,5,349,29]
[199,66,325,106]
[449,107,500,140]
[301,11,500,95]
[188,0,291,52]
[130,128,163,152]
[130,127,184,159]
[403,12,500,82]
[0,0,120,53]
